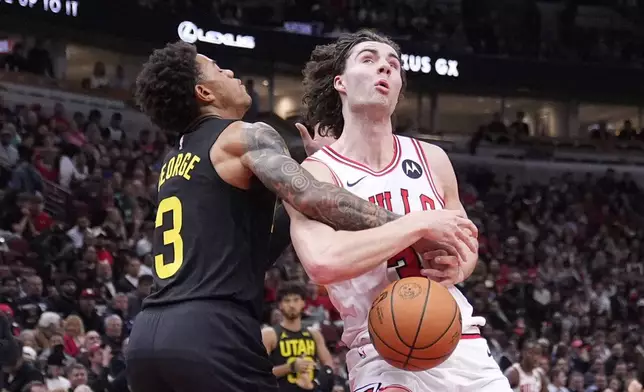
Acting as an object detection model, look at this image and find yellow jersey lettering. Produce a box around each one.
[166,156,176,182]
[183,155,201,180]
[178,152,191,176]
[158,162,167,191]
[157,154,202,191]
[171,153,183,177]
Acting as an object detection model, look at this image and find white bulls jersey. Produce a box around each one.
[308,135,480,349]
[510,364,543,392]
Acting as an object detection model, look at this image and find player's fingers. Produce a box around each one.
[422,250,448,260]
[295,123,313,141]
[454,229,477,254]
[421,268,448,280]
[433,255,459,267]
[455,217,478,237]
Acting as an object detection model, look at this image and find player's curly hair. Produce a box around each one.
[135,41,202,135]
[276,281,308,302]
[302,30,406,138]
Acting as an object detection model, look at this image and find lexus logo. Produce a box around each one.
[177,21,256,50]
[402,159,423,179]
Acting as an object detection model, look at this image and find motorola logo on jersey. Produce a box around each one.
[402,159,423,179]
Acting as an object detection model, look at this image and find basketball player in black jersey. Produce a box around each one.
[124,41,471,392]
[262,282,334,391]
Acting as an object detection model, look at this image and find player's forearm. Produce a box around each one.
[273,363,292,378]
[294,213,425,285]
[241,123,400,231]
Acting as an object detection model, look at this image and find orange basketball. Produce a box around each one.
[368,277,462,371]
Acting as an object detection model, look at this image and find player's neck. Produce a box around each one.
[281,318,302,332]
[335,112,394,170]
[200,106,243,120]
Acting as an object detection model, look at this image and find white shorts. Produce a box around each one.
[347,336,512,392]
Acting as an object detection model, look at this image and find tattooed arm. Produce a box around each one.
[235,122,475,284]
[238,122,400,230]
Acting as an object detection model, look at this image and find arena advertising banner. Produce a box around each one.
[175,20,460,78]
[2,0,644,98]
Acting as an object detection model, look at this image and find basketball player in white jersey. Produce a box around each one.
[283,30,512,392]
[505,340,548,392]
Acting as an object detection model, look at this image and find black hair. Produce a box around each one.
[276,281,307,302]
[135,41,202,135]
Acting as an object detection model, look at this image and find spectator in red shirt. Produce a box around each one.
[29,194,53,232]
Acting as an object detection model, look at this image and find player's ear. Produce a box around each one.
[333,75,346,94]
[195,84,215,104]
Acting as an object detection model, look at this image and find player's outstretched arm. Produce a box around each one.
[284,159,476,285]
[238,122,400,230]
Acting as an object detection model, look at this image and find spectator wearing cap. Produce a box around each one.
[49,277,80,318]
[15,276,49,330]
[2,340,44,392]
[44,344,71,391]
[126,274,153,318]
[0,304,21,336]
[75,289,102,333]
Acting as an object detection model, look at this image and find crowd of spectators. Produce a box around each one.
[1,85,644,392]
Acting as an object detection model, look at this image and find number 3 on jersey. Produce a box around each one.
[154,196,184,279]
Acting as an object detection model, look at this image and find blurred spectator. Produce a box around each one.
[89,63,110,90]
[3,43,29,73]
[26,39,54,78]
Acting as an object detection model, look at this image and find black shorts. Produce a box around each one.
[126,300,278,392]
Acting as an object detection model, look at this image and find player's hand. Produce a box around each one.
[420,249,464,287]
[293,357,316,374]
[415,210,478,262]
[295,123,334,156]
[295,372,316,390]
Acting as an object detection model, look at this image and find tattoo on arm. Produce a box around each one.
[240,122,399,230]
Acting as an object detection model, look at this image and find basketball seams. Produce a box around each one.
[369,313,412,357]
[389,280,409,348]
[403,279,431,369]
[412,294,461,350]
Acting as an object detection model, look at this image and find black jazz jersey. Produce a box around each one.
[144,116,276,320]
[270,325,319,392]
